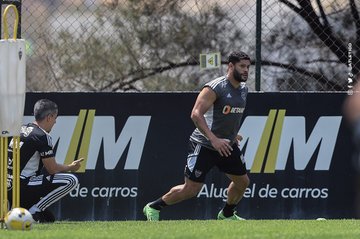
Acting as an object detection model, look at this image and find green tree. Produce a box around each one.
[262,0,359,91]
[43,0,246,92]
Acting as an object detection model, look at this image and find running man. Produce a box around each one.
[144,51,251,220]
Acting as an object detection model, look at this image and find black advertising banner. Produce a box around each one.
[237,93,356,219]
[22,92,356,220]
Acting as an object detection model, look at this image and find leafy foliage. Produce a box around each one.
[43,0,245,91]
[262,0,359,91]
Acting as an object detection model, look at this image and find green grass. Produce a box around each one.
[1,220,360,239]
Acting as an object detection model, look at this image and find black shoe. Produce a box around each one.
[32,209,55,223]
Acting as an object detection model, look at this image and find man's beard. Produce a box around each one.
[233,68,245,82]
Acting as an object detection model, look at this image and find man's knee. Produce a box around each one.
[183,179,203,197]
[54,173,79,191]
[241,175,250,188]
[232,174,250,189]
[68,174,79,190]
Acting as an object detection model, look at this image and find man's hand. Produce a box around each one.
[236,135,243,142]
[211,137,233,157]
[69,158,84,172]
[236,135,243,145]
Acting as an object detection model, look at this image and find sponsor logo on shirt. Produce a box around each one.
[222,105,244,114]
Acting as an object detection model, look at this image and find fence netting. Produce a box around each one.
[1,0,358,92]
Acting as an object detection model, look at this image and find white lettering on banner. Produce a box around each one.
[23,115,151,170]
[197,183,329,201]
[69,184,138,198]
[280,187,328,199]
[24,113,341,172]
[239,116,342,171]
[276,117,341,170]
[87,116,151,170]
[197,183,228,202]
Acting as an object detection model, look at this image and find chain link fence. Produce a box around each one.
[1,0,358,92]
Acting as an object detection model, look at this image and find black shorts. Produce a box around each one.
[184,140,247,183]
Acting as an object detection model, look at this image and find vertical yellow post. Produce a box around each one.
[0,137,8,229]
[12,136,20,208]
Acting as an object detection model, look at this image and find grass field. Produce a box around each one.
[1,220,360,239]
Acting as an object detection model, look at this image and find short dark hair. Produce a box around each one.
[228,51,250,64]
[33,99,58,121]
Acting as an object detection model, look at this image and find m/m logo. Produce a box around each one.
[24,110,151,172]
[239,109,342,173]
[23,109,341,173]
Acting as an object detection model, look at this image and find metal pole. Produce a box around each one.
[255,0,262,91]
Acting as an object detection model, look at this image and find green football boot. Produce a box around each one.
[217,210,245,220]
[143,203,160,221]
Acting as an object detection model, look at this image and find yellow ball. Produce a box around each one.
[4,208,33,230]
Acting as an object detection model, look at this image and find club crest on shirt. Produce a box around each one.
[195,170,202,178]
